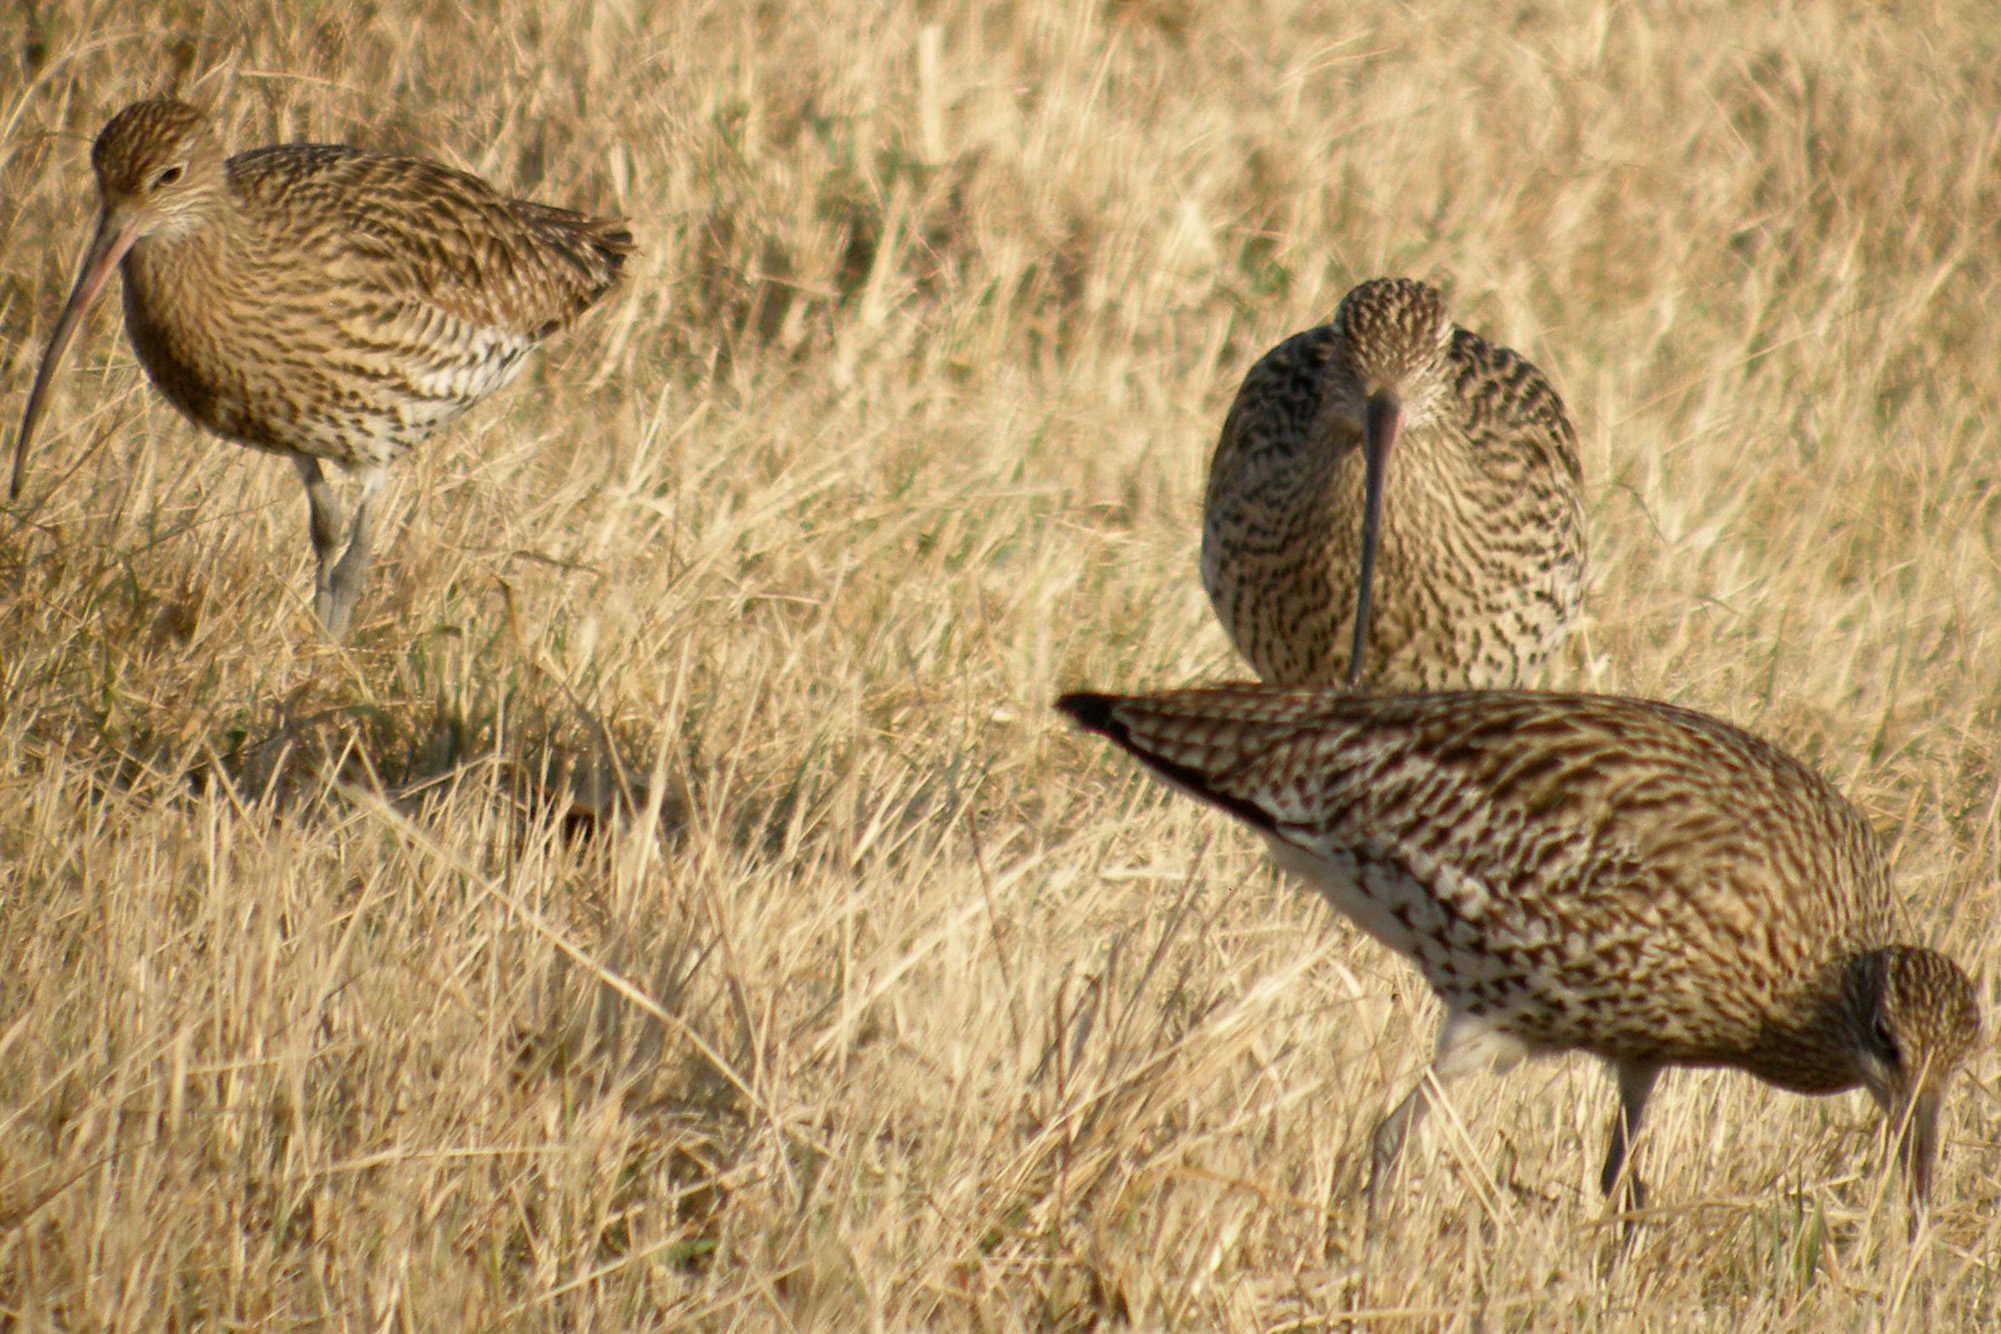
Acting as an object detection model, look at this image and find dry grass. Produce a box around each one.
[2,0,1999,1327]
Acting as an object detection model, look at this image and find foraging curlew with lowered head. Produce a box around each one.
[1203,278,1585,690]
[1057,685,1979,1227]
[10,98,632,638]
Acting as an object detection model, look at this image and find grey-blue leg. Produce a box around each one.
[1368,1011,1529,1226]
[322,464,387,639]
[1599,1059,1661,1218]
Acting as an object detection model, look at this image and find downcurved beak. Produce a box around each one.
[1346,388,1401,686]
[1896,1084,1943,1216]
[10,205,145,501]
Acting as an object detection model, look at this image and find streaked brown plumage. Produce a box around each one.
[10,99,632,637]
[1057,686,1979,1225]
[1202,279,1585,689]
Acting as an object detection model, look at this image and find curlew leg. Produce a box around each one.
[322,464,388,640]
[1368,1011,1527,1226]
[1598,1059,1661,1219]
[293,456,346,630]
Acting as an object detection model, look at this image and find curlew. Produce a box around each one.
[10,99,632,638]
[1057,686,1979,1225]
[1202,278,1585,690]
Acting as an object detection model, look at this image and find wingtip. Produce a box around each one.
[1054,691,1121,735]
[1055,687,1282,835]
[1056,696,1136,748]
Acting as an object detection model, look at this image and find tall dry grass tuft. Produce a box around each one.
[1,0,1997,1327]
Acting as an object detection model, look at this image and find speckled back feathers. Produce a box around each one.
[1058,686,1971,1091]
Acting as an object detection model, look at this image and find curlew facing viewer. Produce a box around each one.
[1057,685,1978,1225]
[1203,278,1585,690]
[10,99,632,638]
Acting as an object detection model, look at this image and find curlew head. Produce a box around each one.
[11,100,229,500]
[1330,278,1455,406]
[1325,279,1454,686]
[1846,946,1981,1214]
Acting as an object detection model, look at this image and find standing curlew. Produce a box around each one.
[1057,686,1979,1225]
[10,99,632,638]
[1203,278,1585,690]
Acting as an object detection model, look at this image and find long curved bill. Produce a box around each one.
[10,206,144,500]
[1897,1085,1943,1217]
[1345,389,1401,687]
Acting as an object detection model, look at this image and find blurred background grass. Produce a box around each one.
[1,0,1998,1327]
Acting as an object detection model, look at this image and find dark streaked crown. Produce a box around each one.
[1871,946,1981,1075]
[91,99,223,198]
[1330,277,1453,391]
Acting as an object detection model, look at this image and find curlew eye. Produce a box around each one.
[152,165,185,188]
[1873,1015,1902,1066]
